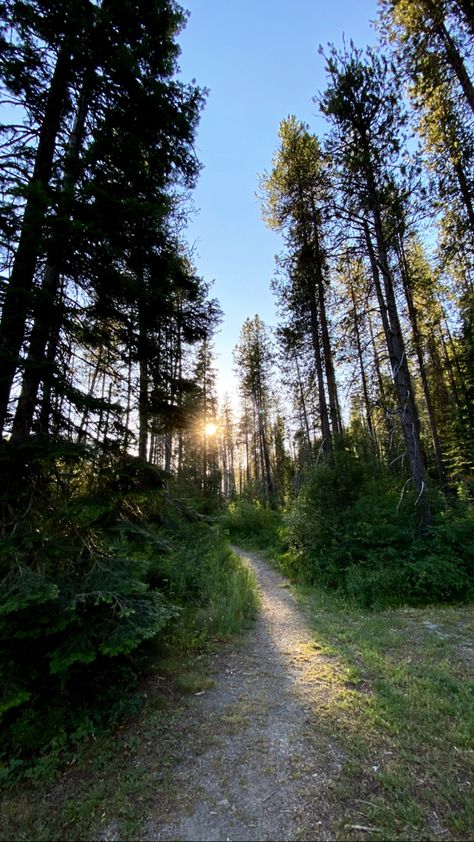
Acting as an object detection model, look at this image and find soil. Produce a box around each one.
[132,547,346,842]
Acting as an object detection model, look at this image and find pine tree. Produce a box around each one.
[260,117,341,448]
[321,45,431,527]
[234,316,275,504]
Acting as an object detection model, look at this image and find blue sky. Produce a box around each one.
[177,0,379,403]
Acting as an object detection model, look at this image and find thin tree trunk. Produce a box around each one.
[309,203,341,436]
[124,347,133,452]
[307,288,331,445]
[348,278,376,449]
[434,9,474,114]
[298,189,332,446]
[257,401,274,503]
[368,308,393,451]
[318,279,342,435]
[138,273,149,461]
[364,216,430,528]
[102,382,113,446]
[454,159,474,234]
[0,43,73,430]
[11,85,90,442]
[38,276,65,436]
[396,235,450,493]
[294,352,313,461]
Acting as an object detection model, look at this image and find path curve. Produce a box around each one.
[141,547,345,841]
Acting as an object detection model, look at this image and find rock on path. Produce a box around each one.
[141,547,346,842]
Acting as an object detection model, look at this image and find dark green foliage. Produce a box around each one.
[0,443,257,777]
[282,437,474,608]
[0,451,175,763]
[221,499,284,557]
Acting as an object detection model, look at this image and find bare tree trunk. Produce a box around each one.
[396,235,450,493]
[257,402,274,503]
[432,5,474,114]
[294,352,313,461]
[348,278,376,449]
[364,215,430,528]
[38,278,65,436]
[124,348,133,452]
[368,308,393,451]
[318,279,342,436]
[77,352,102,443]
[454,159,474,235]
[11,86,90,442]
[307,288,331,445]
[0,44,73,430]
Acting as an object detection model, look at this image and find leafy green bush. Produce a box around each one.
[221,499,284,556]
[283,442,474,608]
[0,443,258,775]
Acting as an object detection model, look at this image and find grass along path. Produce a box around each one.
[1,546,473,840]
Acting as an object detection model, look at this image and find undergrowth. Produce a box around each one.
[221,498,284,559]
[282,445,474,608]
[222,444,474,610]
[0,441,258,783]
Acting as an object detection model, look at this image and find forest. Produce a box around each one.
[0,0,473,790]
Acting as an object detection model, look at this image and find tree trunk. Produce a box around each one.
[348,277,376,449]
[433,6,474,114]
[307,286,331,445]
[309,204,341,437]
[367,308,394,451]
[396,236,450,493]
[257,401,274,503]
[138,273,149,461]
[318,279,342,436]
[0,43,73,431]
[453,159,474,235]
[10,84,91,442]
[294,352,313,461]
[364,216,430,528]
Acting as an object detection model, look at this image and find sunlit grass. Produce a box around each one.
[292,585,474,839]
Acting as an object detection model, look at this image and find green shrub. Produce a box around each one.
[0,443,259,775]
[283,440,474,608]
[221,499,284,556]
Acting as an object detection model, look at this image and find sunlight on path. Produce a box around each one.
[136,546,350,842]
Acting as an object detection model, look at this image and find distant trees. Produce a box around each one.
[233,316,276,504]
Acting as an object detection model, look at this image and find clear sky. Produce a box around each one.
[176,0,379,404]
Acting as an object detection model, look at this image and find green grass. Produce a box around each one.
[221,498,284,560]
[292,585,474,840]
[0,692,180,840]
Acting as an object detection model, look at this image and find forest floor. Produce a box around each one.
[1,546,473,841]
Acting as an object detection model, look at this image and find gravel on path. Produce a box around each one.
[140,546,346,842]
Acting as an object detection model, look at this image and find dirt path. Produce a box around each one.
[138,547,346,842]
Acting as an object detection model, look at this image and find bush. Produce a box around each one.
[283,441,474,608]
[0,443,259,775]
[221,499,284,556]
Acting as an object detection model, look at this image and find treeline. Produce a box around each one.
[0,0,224,476]
[225,0,474,605]
[0,0,257,775]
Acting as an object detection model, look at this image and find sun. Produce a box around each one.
[205,421,217,436]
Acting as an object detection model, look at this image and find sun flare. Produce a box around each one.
[205,421,217,436]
